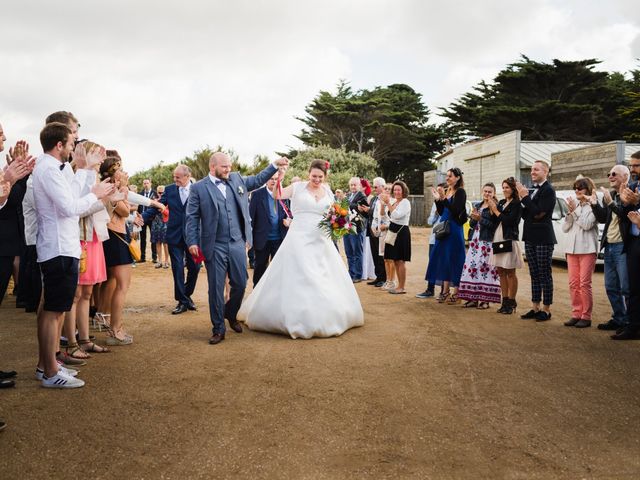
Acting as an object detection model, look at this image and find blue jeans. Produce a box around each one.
[344,230,364,280]
[604,242,629,326]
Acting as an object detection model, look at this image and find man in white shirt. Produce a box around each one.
[32,122,113,388]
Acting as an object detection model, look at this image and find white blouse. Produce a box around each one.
[389,198,411,226]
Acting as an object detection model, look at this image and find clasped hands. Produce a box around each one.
[431,186,445,201]
[73,143,107,170]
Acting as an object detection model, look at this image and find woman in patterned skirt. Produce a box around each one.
[458,183,502,309]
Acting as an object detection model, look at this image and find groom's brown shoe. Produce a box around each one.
[209,333,225,345]
[228,319,243,333]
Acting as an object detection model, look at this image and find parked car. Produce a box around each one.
[519,190,604,264]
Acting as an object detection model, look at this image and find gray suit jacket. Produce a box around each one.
[185,165,278,261]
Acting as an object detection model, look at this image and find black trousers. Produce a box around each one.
[140,223,157,261]
[168,241,200,305]
[0,256,15,306]
[626,236,640,330]
[253,239,283,287]
[16,245,41,311]
[368,234,386,282]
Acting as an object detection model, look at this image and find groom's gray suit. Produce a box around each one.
[185,165,278,335]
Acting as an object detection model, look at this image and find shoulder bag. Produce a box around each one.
[384,222,405,246]
[432,220,450,240]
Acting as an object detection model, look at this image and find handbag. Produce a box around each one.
[433,220,450,240]
[113,231,142,262]
[79,219,88,274]
[492,239,513,254]
[384,222,404,246]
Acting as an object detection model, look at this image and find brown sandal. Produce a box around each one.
[66,343,91,359]
[78,339,110,353]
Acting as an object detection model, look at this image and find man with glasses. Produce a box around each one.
[612,152,640,339]
[592,164,631,331]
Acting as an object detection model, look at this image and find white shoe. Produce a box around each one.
[35,365,79,380]
[41,371,85,388]
[381,281,396,291]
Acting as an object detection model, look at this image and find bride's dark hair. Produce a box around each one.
[309,159,328,175]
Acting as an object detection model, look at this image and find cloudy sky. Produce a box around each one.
[1,0,638,174]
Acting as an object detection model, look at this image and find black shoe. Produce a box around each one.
[0,379,15,389]
[575,320,591,328]
[172,303,188,315]
[520,309,537,320]
[228,319,243,333]
[564,318,580,327]
[0,371,17,380]
[611,327,640,340]
[16,301,26,308]
[597,319,621,331]
[374,281,386,287]
[535,311,552,322]
[366,280,378,285]
[186,298,197,311]
[138,259,146,263]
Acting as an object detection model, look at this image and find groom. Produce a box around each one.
[185,152,289,345]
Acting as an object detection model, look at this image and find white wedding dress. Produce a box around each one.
[237,182,364,338]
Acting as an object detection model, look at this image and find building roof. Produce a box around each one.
[625,144,640,160]
[520,141,597,167]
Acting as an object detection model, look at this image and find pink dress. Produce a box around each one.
[79,230,107,285]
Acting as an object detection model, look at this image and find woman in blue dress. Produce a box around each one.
[426,167,467,304]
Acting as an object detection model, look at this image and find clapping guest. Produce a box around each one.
[344,177,368,282]
[458,183,501,309]
[416,184,446,299]
[374,183,396,290]
[100,157,136,345]
[151,185,169,268]
[365,178,387,287]
[562,177,599,328]
[426,168,467,304]
[516,160,557,322]
[488,177,523,314]
[33,122,114,387]
[381,181,412,294]
[612,166,640,340]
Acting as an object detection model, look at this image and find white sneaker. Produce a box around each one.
[35,365,79,380]
[41,371,85,389]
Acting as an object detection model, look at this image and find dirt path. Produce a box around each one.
[1,228,639,479]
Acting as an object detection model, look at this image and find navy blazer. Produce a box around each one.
[157,183,187,245]
[185,165,278,262]
[520,181,557,245]
[249,186,289,251]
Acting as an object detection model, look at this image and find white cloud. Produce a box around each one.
[0,0,638,174]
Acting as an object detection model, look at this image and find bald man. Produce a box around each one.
[185,153,289,345]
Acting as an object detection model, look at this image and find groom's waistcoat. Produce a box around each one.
[212,184,244,243]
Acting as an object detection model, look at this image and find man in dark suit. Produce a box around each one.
[516,160,557,322]
[612,153,640,340]
[361,177,386,287]
[138,178,157,263]
[146,165,200,315]
[344,177,369,282]
[248,173,290,286]
[185,153,288,345]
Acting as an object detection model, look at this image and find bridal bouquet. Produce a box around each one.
[318,198,358,241]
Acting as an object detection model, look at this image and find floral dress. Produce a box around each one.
[457,207,501,303]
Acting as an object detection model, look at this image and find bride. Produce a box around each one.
[237,159,364,338]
